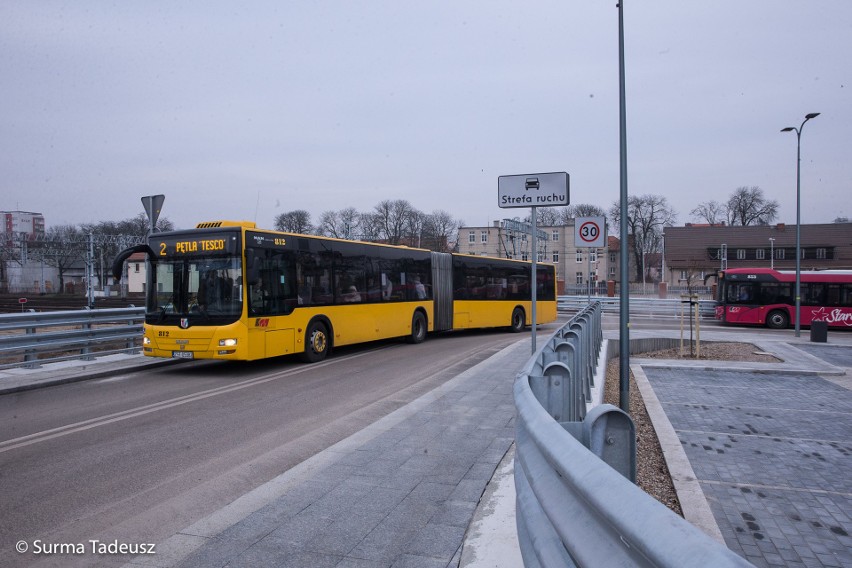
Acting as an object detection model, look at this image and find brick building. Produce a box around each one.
[663,222,852,287]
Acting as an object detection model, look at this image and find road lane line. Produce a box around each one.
[0,348,386,454]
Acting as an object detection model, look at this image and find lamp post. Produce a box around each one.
[769,237,775,269]
[781,112,820,337]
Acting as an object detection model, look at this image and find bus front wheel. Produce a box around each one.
[510,308,525,333]
[406,311,427,344]
[766,310,789,330]
[301,321,330,362]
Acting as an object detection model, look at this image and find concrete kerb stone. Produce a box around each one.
[0,354,181,395]
[631,363,726,544]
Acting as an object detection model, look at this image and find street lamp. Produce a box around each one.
[769,237,775,269]
[781,112,820,337]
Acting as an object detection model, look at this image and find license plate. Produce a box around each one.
[172,351,194,360]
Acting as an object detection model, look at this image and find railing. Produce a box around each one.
[0,307,144,369]
[558,295,717,319]
[513,302,753,567]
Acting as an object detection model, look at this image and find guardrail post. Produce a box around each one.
[582,404,636,482]
[24,325,40,368]
[81,319,94,360]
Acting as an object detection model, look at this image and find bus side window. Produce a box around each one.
[841,284,852,307]
[827,284,841,307]
[804,283,825,306]
[381,273,394,301]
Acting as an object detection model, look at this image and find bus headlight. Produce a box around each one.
[143,336,151,346]
[218,338,238,347]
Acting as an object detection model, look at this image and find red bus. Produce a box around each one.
[715,268,852,329]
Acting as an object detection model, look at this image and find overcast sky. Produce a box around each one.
[2,1,849,233]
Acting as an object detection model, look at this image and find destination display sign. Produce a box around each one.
[153,232,240,257]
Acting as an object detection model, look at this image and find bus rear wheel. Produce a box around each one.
[301,321,329,362]
[406,311,427,344]
[510,307,525,333]
[766,310,789,330]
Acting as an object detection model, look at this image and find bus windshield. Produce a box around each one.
[148,256,243,326]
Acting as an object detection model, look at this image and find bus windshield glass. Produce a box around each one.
[148,257,243,326]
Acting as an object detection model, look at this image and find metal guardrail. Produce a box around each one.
[558,295,717,319]
[513,302,753,567]
[0,307,144,369]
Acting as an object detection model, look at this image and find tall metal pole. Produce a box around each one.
[617,0,630,412]
[781,113,819,338]
[531,206,538,355]
[87,233,95,308]
[769,238,774,269]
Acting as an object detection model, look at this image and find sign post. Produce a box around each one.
[574,216,607,301]
[498,172,569,354]
[141,195,166,234]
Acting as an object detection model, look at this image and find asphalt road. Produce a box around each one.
[0,327,556,568]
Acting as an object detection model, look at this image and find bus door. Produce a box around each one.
[724,281,760,324]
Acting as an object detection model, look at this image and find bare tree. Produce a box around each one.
[609,194,677,282]
[533,208,559,227]
[317,207,360,239]
[725,186,778,226]
[551,204,605,225]
[422,210,460,252]
[568,204,606,219]
[38,225,87,293]
[404,209,426,247]
[690,200,726,225]
[274,210,313,234]
[357,212,383,242]
[373,199,417,245]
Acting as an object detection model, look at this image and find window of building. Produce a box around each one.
[590,250,597,262]
[576,251,583,263]
[481,231,487,243]
[576,272,583,285]
[468,231,475,244]
[609,266,615,277]
[521,252,528,261]
[755,249,765,260]
[737,249,746,260]
[776,249,785,260]
[552,252,559,263]
[552,230,559,242]
[816,248,827,259]
[609,253,616,263]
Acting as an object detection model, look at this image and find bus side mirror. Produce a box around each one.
[245,249,261,285]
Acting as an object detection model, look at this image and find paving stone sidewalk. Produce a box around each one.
[130,341,528,568]
[641,342,852,568]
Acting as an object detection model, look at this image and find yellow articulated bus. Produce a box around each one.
[113,221,557,363]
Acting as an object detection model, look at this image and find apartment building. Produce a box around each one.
[457,220,610,293]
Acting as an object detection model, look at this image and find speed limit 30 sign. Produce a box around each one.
[574,216,606,248]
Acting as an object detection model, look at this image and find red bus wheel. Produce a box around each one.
[766,310,789,330]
